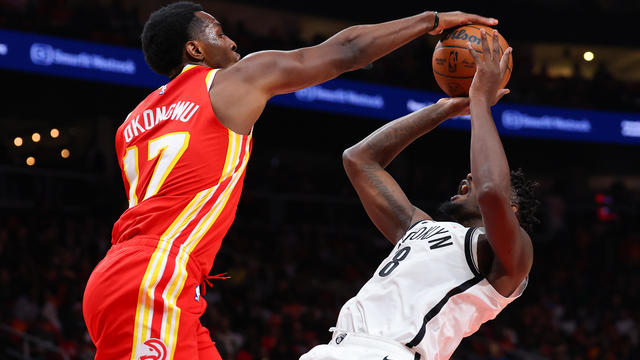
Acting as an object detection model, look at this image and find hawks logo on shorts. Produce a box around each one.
[136,338,167,360]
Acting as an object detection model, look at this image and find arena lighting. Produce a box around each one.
[50,128,60,138]
[61,148,70,158]
[32,132,41,142]
[583,51,594,62]
[1,30,639,145]
[13,137,23,147]
[26,156,35,166]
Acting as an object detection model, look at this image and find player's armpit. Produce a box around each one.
[343,153,432,245]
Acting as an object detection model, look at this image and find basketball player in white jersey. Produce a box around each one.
[301,29,539,360]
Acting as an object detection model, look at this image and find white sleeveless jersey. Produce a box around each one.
[335,220,528,360]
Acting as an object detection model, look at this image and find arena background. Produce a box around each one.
[1,1,639,359]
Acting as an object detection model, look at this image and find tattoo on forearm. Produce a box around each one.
[361,164,410,225]
[365,109,440,155]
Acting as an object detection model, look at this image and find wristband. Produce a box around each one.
[431,11,439,31]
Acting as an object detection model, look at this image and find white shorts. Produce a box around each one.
[300,330,419,360]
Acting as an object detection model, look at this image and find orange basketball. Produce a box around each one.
[432,25,512,97]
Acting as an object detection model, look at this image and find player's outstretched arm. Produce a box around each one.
[343,99,470,244]
[213,11,498,134]
[239,11,498,97]
[466,30,532,294]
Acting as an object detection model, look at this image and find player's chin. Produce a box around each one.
[222,56,240,69]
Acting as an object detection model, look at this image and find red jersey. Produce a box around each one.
[84,64,245,359]
[112,64,252,278]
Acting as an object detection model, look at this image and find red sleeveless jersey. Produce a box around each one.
[112,65,252,277]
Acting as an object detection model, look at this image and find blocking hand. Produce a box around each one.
[429,11,498,35]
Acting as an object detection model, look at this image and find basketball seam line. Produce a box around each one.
[435,45,484,52]
[432,71,474,79]
[433,48,513,72]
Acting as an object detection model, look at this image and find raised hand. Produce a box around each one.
[466,29,512,104]
[429,11,498,35]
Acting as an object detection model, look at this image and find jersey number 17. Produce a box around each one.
[122,132,190,208]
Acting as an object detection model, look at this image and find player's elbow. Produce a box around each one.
[326,43,361,73]
[342,40,367,71]
[342,146,360,172]
[342,145,370,174]
[330,29,371,72]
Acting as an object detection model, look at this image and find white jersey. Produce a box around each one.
[334,220,527,360]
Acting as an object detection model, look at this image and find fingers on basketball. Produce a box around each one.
[491,31,501,61]
[480,29,491,57]
[432,24,513,97]
[500,47,512,76]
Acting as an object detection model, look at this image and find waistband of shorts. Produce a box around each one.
[108,236,203,277]
[329,328,421,359]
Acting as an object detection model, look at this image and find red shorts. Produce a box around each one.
[83,237,221,360]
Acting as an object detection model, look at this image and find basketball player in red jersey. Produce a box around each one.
[82,2,499,359]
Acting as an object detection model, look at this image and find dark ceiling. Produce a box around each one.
[227,0,637,46]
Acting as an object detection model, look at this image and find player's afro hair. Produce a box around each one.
[510,168,541,233]
[141,1,205,77]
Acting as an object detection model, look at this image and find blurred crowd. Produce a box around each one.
[1,110,639,359]
[1,0,639,111]
[1,1,639,360]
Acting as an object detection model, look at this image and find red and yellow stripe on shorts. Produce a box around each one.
[130,128,251,360]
